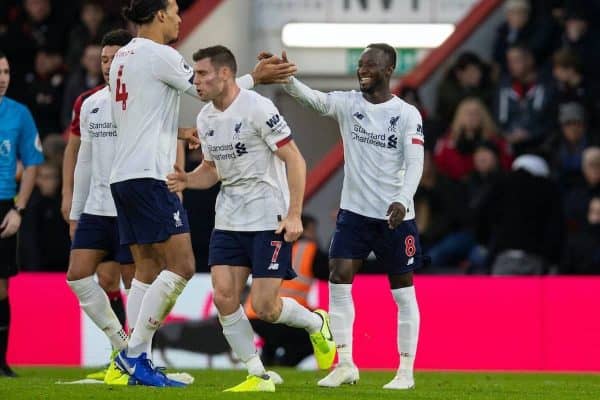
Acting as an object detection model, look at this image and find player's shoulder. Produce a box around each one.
[241,88,275,109]
[75,85,105,110]
[1,96,29,115]
[143,38,181,59]
[196,102,214,124]
[81,86,110,112]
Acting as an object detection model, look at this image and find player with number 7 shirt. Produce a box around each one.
[166,45,336,392]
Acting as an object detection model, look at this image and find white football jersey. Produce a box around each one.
[326,91,423,220]
[284,77,424,220]
[78,86,118,217]
[108,38,193,183]
[197,89,292,231]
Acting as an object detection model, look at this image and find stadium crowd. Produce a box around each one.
[1,0,599,275]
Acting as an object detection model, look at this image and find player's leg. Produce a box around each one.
[125,236,194,359]
[379,219,421,390]
[67,250,128,352]
[385,271,419,390]
[97,262,126,329]
[319,210,370,387]
[0,209,18,378]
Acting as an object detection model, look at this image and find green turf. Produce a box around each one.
[0,368,598,400]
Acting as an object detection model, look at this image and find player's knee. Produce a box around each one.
[329,268,353,284]
[170,254,195,281]
[252,298,279,323]
[213,290,240,315]
[97,272,120,292]
[66,264,91,282]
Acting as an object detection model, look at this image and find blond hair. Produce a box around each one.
[449,98,498,141]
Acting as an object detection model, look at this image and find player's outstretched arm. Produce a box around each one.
[251,54,297,85]
[275,140,306,242]
[167,160,219,192]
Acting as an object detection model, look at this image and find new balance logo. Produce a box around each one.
[353,112,364,120]
[91,108,99,114]
[267,263,279,270]
[235,142,247,156]
[206,129,215,137]
[173,211,183,228]
[387,135,398,149]
[266,114,281,128]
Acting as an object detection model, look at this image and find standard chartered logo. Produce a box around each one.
[351,124,387,148]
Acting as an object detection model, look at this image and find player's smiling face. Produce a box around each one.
[193,58,225,102]
[0,57,9,98]
[357,48,390,93]
[161,0,182,44]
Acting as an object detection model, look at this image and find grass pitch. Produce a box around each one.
[0,368,598,400]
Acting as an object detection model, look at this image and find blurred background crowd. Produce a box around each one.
[1,0,599,275]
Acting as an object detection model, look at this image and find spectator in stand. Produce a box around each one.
[560,196,600,274]
[435,52,494,128]
[414,151,468,271]
[495,44,555,155]
[65,0,114,70]
[41,133,66,170]
[19,162,70,272]
[563,146,600,231]
[492,0,558,72]
[434,98,512,181]
[559,6,600,86]
[544,102,590,188]
[61,42,102,130]
[22,47,65,137]
[3,0,67,97]
[481,155,564,275]
[551,48,600,133]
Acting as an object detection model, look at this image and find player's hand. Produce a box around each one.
[0,209,21,239]
[178,127,200,150]
[69,220,78,240]
[252,52,297,85]
[61,193,72,223]
[167,164,188,193]
[386,202,406,230]
[275,214,303,242]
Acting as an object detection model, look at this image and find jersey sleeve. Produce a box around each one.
[79,100,91,143]
[397,106,425,210]
[283,77,346,119]
[254,98,293,151]
[69,93,85,136]
[17,106,44,167]
[151,46,194,92]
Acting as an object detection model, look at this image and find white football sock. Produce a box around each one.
[127,279,152,358]
[329,282,355,366]
[392,286,420,376]
[219,306,265,377]
[127,270,187,358]
[67,276,128,351]
[274,297,322,333]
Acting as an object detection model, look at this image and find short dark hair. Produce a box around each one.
[122,0,168,25]
[192,45,237,74]
[101,29,133,48]
[0,50,6,60]
[366,43,396,69]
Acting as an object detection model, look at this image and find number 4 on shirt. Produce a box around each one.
[116,65,128,110]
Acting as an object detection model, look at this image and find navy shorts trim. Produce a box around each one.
[208,230,296,280]
[329,209,423,274]
[110,178,190,245]
[71,213,134,264]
